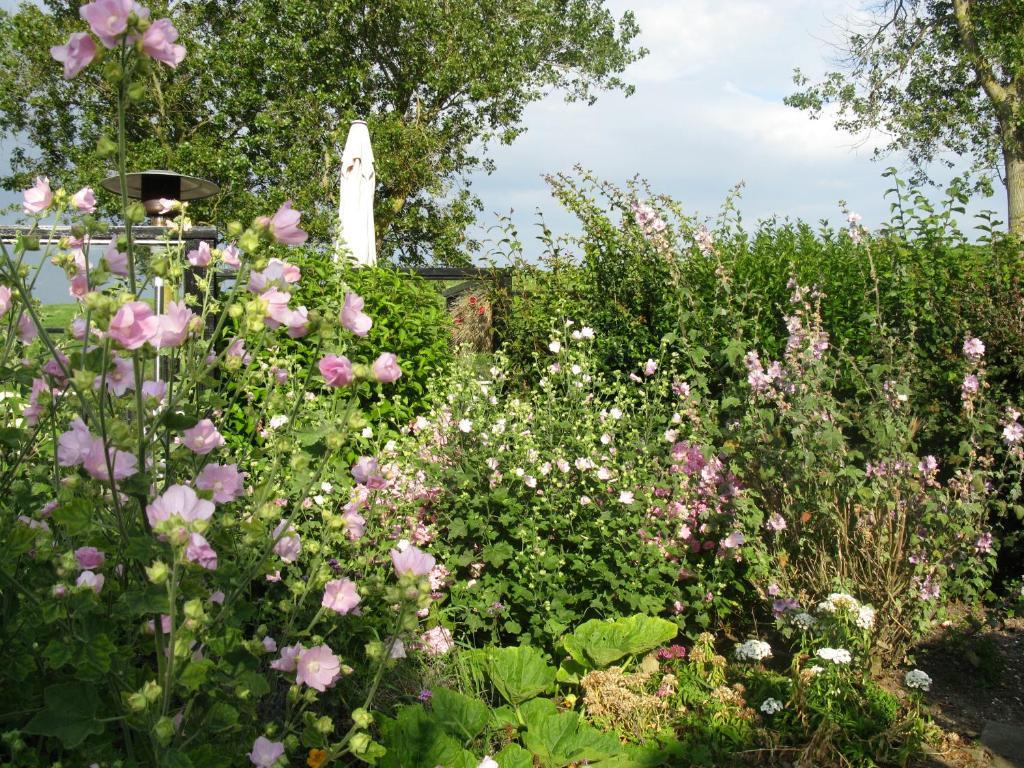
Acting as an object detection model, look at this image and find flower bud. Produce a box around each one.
[351,709,373,729]
[226,220,244,238]
[153,716,175,745]
[315,715,335,734]
[142,680,162,703]
[183,598,205,621]
[126,81,147,103]
[349,733,371,755]
[97,135,118,158]
[125,202,147,224]
[146,561,169,584]
[101,59,123,83]
[127,691,148,712]
[238,229,261,253]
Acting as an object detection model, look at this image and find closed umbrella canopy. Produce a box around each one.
[336,120,376,266]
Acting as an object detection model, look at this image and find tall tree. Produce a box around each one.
[786,0,1024,234]
[0,0,643,263]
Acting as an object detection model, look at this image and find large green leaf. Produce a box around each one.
[495,744,534,768]
[522,708,622,767]
[379,706,477,768]
[430,687,488,742]
[23,682,104,748]
[487,646,556,705]
[562,616,677,669]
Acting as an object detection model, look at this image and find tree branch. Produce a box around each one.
[951,0,1013,110]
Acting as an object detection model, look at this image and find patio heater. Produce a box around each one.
[100,170,221,381]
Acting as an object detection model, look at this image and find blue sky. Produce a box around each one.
[1,0,1007,300]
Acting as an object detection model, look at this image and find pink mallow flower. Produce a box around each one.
[103,243,129,276]
[248,736,285,768]
[182,419,225,455]
[146,484,215,529]
[322,578,361,615]
[71,187,97,213]
[421,626,455,656]
[196,463,244,503]
[185,532,218,570]
[390,543,436,577]
[50,32,98,79]
[272,520,301,563]
[57,417,93,466]
[248,258,301,292]
[76,570,105,594]
[108,301,157,350]
[341,292,372,336]
[295,644,340,692]
[372,352,402,383]
[257,200,308,245]
[22,176,52,215]
[83,439,137,483]
[149,301,195,348]
[319,354,354,387]
[186,241,212,267]
[141,380,167,403]
[79,0,145,48]
[269,643,305,672]
[260,288,293,329]
[0,285,10,317]
[141,18,186,68]
[963,336,985,362]
[17,313,38,344]
[74,546,105,570]
[221,243,241,267]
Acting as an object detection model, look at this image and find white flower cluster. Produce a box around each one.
[854,605,876,630]
[760,697,784,715]
[817,592,859,613]
[791,612,816,630]
[904,669,932,692]
[734,639,772,662]
[816,647,852,665]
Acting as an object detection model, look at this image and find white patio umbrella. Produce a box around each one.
[335,120,377,266]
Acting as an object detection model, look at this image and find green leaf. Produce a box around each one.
[487,646,556,705]
[429,687,488,742]
[23,682,104,748]
[178,659,215,692]
[522,708,622,767]
[495,743,534,768]
[562,615,677,669]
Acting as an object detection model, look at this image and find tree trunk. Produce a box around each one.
[1005,147,1024,237]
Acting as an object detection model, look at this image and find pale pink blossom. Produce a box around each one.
[83,438,137,483]
[149,301,194,348]
[341,292,372,337]
[185,532,218,570]
[643,359,658,376]
[221,243,241,267]
[74,546,105,570]
[963,337,985,362]
[146,484,215,528]
[50,32,97,78]
[260,288,292,329]
[248,736,285,768]
[182,419,224,455]
[186,241,212,267]
[196,463,244,503]
[421,626,455,656]
[108,301,157,350]
[17,313,38,344]
[76,570,105,594]
[371,352,402,383]
[390,543,435,577]
[269,643,304,672]
[141,18,186,67]
[0,285,10,317]
[272,520,301,563]
[95,355,134,397]
[70,186,97,213]
[257,200,307,245]
[141,380,167,402]
[22,177,52,214]
[285,305,309,338]
[318,354,354,387]
[57,417,93,466]
[249,258,301,292]
[322,578,361,615]
[79,0,146,48]
[295,644,340,692]
[721,531,746,549]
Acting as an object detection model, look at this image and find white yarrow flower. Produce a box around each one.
[734,639,772,662]
[816,647,852,665]
[760,698,784,715]
[905,669,932,691]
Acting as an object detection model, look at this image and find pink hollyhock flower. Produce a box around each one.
[643,359,658,376]
[260,288,293,329]
[618,490,635,504]
[186,241,212,267]
[262,636,277,652]
[226,338,251,365]
[149,301,194,348]
[421,626,455,656]
[70,270,89,299]
[23,378,52,426]
[146,484,215,528]
[721,531,746,549]
[108,301,157,350]
[248,736,285,768]
[318,354,354,387]
[221,243,241,267]
[22,176,52,214]
[79,0,145,48]
[371,352,402,383]
[0,285,10,316]
[83,438,137,482]
[295,644,340,692]
[209,590,225,604]
[1005,421,1024,445]
[76,570,105,594]
[248,258,301,292]
[75,546,105,570]
[196,463,244,503]
[141,18,186,67]
[95,355,134,397]
[342,510,366,540]
[272,519,301,563]
[766,513,787,532]
[50,32,98,79]
[341,292,372,336]
[185,532,218,570]
[322,578,361,614]
[144,614,172,635]
[390,543,435,577]
[269,643,304,672]
[351,456,383,486]
[141,379,167,402]
[963,336,985,362]
[71,187,97,213]
[58,417,93,466]
[285,305,309,338]
[962,374,980,396]
[182,419,225,455]
[17,313,38,344]
[257,200,307,245]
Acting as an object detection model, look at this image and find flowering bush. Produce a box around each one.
[0,8,440,765]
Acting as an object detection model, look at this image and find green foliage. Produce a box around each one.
[0,0,644,263]
[562,615,677,669]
